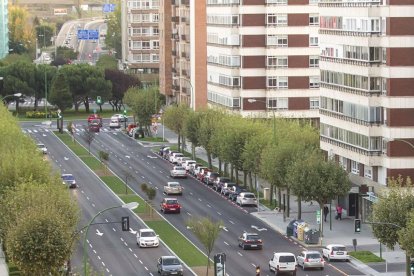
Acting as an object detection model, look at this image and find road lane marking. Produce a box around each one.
[224,241,229,246]
[106,268,109,273]
[139,260,143,264]
[144,267,148,271]
[120,238,124,242]
[186,212,192,216]
[112,228,116,232]
[105,219,109,222]
[198,198,202,201]
[207,204,211,208]
[97,256,101,260]
[101,262,105,267]
[237,252,243,256]
[134,254,138,258]
[229,220,235,224]
[217,212,222,215]
[129,248,132,252]
[91,203,95,207]
[86,196,90,200]
[124,242,128,246]
[93,250,97,254]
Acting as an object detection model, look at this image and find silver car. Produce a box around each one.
[170,166,187,178]
[164,182,183,195]
[297,250,324,270]
[236,192,257,207]
[157,256,183,276]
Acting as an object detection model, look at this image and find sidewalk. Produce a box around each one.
[0,242,8,276]
[157,125,407,276]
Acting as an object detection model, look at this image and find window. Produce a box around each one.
[266,0,287,4]
[310,76,320,88]
[267,35,288,47]
[351,160,359,175]
[309,56,319,68]
[267,56,288,68]
[310,97,319,109]
[267,14,287,26]
[309,36,319,46]
[309,15,319,26]
[152,13,159,22]
[152,54,159,62]
[152,40,159,49]
[218,75,240,87]
[267,97,288,109]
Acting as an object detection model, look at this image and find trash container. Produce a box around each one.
[304,228,320,244]
[286,219,297,236]
[293,220,304,238]
[298,224,309,241]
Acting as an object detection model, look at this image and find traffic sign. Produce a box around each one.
[88,30,99,40]
[103,3,116,12]
[77,29,88,40]
[316,210,321,225]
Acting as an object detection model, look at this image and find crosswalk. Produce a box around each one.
[22,127,122,134]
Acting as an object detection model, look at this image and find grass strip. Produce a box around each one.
[80,156,102,170]
[145,220,207,267]
[100,175,134,195]
[349,251,384,263]
[118,194,147,214]
[55,133,90,155]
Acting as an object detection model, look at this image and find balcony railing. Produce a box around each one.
[320,136,382,157]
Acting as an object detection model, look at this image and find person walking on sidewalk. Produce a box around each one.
[336,205,343,220]
[323,205,329,222]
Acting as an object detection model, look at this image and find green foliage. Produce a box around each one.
[372,176,414,250]
[99,151,109,163]
[105,1,122,59]
[35,24,55,48]
[141,183,148,192]
[349,251,384,263]
[186,217,222,272]
[163,104,191,151]
[96,55,118,70]
[398,211,414,257]
[49,71,73,112]
[26,110,58,118]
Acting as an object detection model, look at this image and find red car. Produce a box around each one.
[160,198,181,214]
[197,168,211,182]
[87,114,102,126]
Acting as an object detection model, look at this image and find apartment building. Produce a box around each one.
[206,0,320,122]
[159,0,207,110]
[0,0,8,58]
[121,0,160,86]
[319,0,414,219]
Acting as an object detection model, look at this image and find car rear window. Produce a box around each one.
[307,253,321,259]
[163,258,180,265]
[247,235,260,240]
[244,194,256,198]
[333,246,346,251]
[279,255,295,262]
[167,200,178,204]
[169,183,179,187]
[175,167,185,171]
[141,231,156,237]
[62,175,74,181]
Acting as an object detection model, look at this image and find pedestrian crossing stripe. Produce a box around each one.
[22,127,121,133]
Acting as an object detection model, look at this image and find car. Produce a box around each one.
[160,198,181,213]
[213,177,231,192]
[136,228,159,248]
[228,186,248,201]
[204,172,220,185]
[169,152,184,164]
[322,244,349,262]
[37,143,48,154]
[88,119,101,132]
[197,168,210,182]
[238,232,263,250]
[236,192,257,207]
[170,166,187,178]
[164,182,183,195]
[111,114,128,123]
[193,165,207,177]
[410,259,414,275]
[176,156,191,166]
[157,256,183,276]
[297,250,324,270]
[183,160,196,171]
[109,118,121,129]
[269,252,297,276]
[61,174,77,188]
[87,114,102,126]
[221,182,237,196]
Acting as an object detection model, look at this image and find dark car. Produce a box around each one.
[157,256,183,276]
[213,177,231,192]
[204,172,220,185]
[229,186,248,201]
[410,259,413,275]
[88,119,101,132]
[238,232,263,250]
[221,182,237,196]
[61,174,77,188]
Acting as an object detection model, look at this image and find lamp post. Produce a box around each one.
[2,92,22,103]
[83,202,138,275]
[173,76,194,111]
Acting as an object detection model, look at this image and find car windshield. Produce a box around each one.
[169,183,180,187]
[220,178,230,183]
[175,167,185,171]
[280,256,295,262]
[163,258,180,265]
[247,235,260,240]
[91,119,100,124]
[62,175,74,181]
[307,253,321,259]
[166,200,178,204]
[333,246,346,251]
[141,231,156,237]
[244,194,256,198]
[37,144,45,148]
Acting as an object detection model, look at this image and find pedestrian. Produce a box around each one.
[323,205,329,222]
[336,205,343,220]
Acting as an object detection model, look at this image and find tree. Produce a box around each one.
[141,183,156,217]
[105,0,122,59]
[183,110,203,160]
[105,69,140,111]
[86,74,112,112]
[49,71,73,112]
[67,121,76,142]
[398,210,414,258]
[163,104,190,151]
[187,217,222,276]
[198,109,224,168]
[8,5,35,55]
[82,126,96,154]
[287,150,351,236]
[99,150,110,173]
[371,176,414,276]
[35,24,55,48]
[96,55,118,70]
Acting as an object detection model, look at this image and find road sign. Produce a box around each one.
[103,3,116,12]
[316,210,321,225]
[214,253,226,276]
[77,29,88,40]
[121,216,129,231]
[88,30,99,40]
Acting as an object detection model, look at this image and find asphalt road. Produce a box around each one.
[40,119,367,276]
[23,121,189,275]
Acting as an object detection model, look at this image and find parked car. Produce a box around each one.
[221,182,237,196]
[228,186,248,202]
[238,232,263,250]
[37,143,48,154]
[111,114,128,123]
[164,182,183,195]
[197,168,211,182]
[269,252,297,276]
[176,156,191,166]
[410,259,413,275]
[213,177,231,192]
[183,160,196,171]
[170,166,187,178]
[160,198,181,213]
[136,228,159,248]
[109,118,121,129]
[157,256,183,276]
[61,174,77,188]
[322,244,349,262]
[159,146,169,157]
[204,172,220,185]
[165,150,178,161]
[236,192,257,207]
[297,250,324,270]
[88,119,101,132]
[192,165,207,177]
[87,114,102,126]
[170,152,184,164]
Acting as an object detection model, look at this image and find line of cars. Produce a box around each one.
[87,114,128,132]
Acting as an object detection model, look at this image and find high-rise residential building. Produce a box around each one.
[159,0,207,110]
[0,0,8,58]
[205,0,320,123]
[319,0,414,218]
[121,0,160,86]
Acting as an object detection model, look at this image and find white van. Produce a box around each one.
[269,252,297,275]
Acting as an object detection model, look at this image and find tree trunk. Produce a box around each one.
[191,144,196,160]
[224,163,228,176]
[249,172,253,191]
[406,254,411,276]
[206,253,210,276]
[270,184,274,205]
[99,104,103,112]
[177,133,181,152]
[235,168,239,184]
[297,196,302,220]
[230,164,234,181]
[218,159,222,175]
[84,98,90,113]
[319,202,324,242]
[287,188,290,218]
[207,150,212,168]
[278,188,282,210]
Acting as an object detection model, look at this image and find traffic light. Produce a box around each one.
[354,219,361,233]
[256,265,261,276]
[96,96,102,105]
[121,216,129,231]
[123,109,127,115]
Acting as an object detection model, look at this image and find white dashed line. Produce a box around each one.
[139,260,143,264]
[86,197,90,200]
[237,252,243,256]
[186,212,192,216]
[105,219,109,223]
[106,268,110,273]
[112,228,116,232]
[251,263,256,267]
[198,198,202,201]
[224,241,229,246]
[91,203,95,207]
[120,238,124,242]
[144,266,149,271]
[217,212,222,215]
[207,204,211,208]
[89,243,92,248]
[93,250,97,254]
[124,242,128,246]
[97,256,101,260]
[102,262,105,267]
[134,254,138,258]
[129,248,132,252]
[229,220,235,224]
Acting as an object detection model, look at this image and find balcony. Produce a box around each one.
[181,0,189,5]
[172,50,177,56]
[172,68,177,73]
[182,70,187,76]
[181,34,187,41]
[171,16,179,23]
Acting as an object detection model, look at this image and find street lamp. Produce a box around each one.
[173,76,194,111]
[2,92,23,103]
[83,202,138,275]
